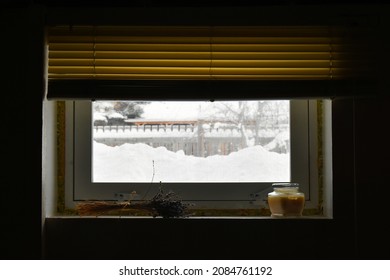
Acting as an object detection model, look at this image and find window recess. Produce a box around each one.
[60,98,326,215]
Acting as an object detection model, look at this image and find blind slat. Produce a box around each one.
[50,43,332,52]
[49,59,331,68]
[48,74,330,80]
[49,36,331,44]
[50,66,330,75]
[50,51,338,60]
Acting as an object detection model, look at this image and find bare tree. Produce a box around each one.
[214,101,253,148]
[213,100,289,149]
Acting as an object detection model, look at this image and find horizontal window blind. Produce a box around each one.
[48,26,345,80]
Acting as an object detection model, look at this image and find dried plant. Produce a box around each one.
[148,185,189,218]
[75,201,129,216]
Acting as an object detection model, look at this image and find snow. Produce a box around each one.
[93,125,284,139]
[264,131,290,151]
[92,101,290,183]
[93,141,290,182]
[107,112,125,119]
[93,126,241,138]
[93,112,107,121]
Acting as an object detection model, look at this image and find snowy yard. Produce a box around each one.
[93,100,290,182]
[93,141,290,182]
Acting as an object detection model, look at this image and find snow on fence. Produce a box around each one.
[93,123,286,157]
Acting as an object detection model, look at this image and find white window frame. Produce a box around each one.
[64,99,323,211]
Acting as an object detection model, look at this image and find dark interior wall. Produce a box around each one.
[1,6,45,260]
[1,2,389,260]
[354,95,390,257]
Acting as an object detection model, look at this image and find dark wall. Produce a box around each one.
[1,2,389,260]
[1,6,45,260]
[354,95,390,258]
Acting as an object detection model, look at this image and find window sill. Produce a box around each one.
[48,215,330,220]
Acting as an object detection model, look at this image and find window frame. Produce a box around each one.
[64,99,324,213]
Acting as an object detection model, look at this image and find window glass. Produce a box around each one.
[92,100,290,183]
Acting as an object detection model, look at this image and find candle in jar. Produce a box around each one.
[268,183,305,217]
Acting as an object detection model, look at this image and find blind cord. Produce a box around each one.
[93,26,96,78]
[209,26,214,79]
[329,26,333,80]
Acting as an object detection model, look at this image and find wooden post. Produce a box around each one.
[197,120,205,157]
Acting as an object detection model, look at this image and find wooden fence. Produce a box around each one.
[93,123,286,157]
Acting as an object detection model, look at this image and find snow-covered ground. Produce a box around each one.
[92,101,290,182]
[93,141,290,182]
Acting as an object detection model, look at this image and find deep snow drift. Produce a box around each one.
[93,141,290,182]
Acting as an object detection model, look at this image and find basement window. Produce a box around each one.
[92,100,290,183]
[59,98,331,217]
